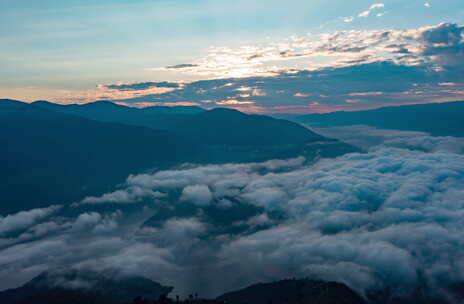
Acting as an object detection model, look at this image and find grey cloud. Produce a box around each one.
[180,185,213,206]
[0,206,60,236]
[110,23,464,112]
[165,64,199,69]
[113,60,464,112]
[81,187,166,204]
[420,23,464,71]
[104,82,180,91]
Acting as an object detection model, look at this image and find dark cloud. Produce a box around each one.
[104,82,180,91]
[107,23,464,112]
[112,61,464,112]
[165,64,199,69]
[420,23,464,71]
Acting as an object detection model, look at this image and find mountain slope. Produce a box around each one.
[172,108,325,145]
[0,104,198,214]
[0,100,358,214]
[31,100,359,163]
[32,100,204,130]
[171,108,359,163]
[295,101,464,137]
[217,279,366,304]
[0,99,27,112]
[0,269,173,304]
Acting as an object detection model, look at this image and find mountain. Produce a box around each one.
[2,272,462,304]
[0,99,26,112]
[170,108,359,163]
[0,103,198,214]
[30,100,359,162]
[31,100,205,130]
[0,269,173,304]
[217,279,366,304]
[172,108,324,145]
[217,279,464,304]
[294,101,464,137]
[0,100,357,214]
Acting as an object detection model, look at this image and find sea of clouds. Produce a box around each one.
[1,126,464,298]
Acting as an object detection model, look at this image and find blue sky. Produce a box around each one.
[1,0,464,112]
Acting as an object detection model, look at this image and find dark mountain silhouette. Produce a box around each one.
[217,279,366,304]
[0,269,173,304]
[1,272,463,304]
[217,279,464,304]
[0,99,26,112]
[294,101,464,137]
[30,100,359,162]
[31,100,205,130]
[169,108,359,163]
[0,103,198,214]
[172,108,324,145]
[0,99,357,214]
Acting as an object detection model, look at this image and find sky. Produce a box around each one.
[1,0,464,113]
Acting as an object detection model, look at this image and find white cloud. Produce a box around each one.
[358,3,385,18]
[342,17,354,23]
[0,206,60,236]
[81,187,166,204]
[180,185,213,206]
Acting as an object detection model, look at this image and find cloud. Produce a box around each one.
[41,23,464,112]
[81,187,166,205]
[147,23,463,80]
[93,23,463,113]
[180,185,213,206]
[312,125,464,154]
[420,23,464,72]
[104,82,180,91]
[342,17,354,23]
[358,3,385,18]
[111,60,464,113]
[1,131,464,299]
[0,206,60,236]
[165,64,199,69]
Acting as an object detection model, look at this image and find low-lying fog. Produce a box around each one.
[1,126,464,298]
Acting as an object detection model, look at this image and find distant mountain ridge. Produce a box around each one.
[293,101,464,137]
[30,100,205,130]
[0,99,358,214]
[0,269,173,304]
[0,102,198,214]
[2,271,462,304]
[217,279,366,304]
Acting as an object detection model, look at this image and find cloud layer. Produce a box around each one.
[1,128,464,299]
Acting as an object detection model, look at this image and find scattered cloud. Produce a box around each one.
[0,206,60,236]
[9,23,464,113]
[165,64,199,69]
[342,17,354,23]
[104,82,181,91]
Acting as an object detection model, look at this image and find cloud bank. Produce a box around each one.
[1,129,464,299]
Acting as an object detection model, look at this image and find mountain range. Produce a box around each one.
[290,101,464,137]
[0,99,357,214]
[1,269,463,304]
